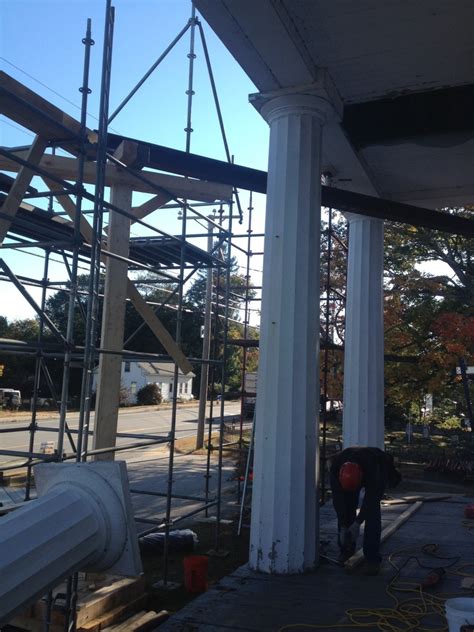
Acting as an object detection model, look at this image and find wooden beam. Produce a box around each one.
[0,71,96,156]
[345,501,423,570]
[42,177,94,242]
[126,280,193,374]
[44,181,193,375]
[0,136,48,245]
[130,193,172,222]
[93,182,133,460]
[2,152,232,202]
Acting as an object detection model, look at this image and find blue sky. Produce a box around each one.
[0,0,268,320]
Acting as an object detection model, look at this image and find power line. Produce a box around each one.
[0,57,121,135]
[0,117,36,139]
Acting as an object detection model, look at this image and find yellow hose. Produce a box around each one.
[278,543,474,632]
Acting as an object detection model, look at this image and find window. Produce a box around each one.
[131,381,137,394]
[124,361,131,373]
[169,382,173,394]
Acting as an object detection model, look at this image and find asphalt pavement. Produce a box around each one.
[0,401,242,468]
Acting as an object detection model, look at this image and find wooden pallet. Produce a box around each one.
[11,575,150,631]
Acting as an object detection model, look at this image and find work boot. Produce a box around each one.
[338,542,356,563]
[362,561,381,576]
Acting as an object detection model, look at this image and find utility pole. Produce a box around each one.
[196,222,213,449]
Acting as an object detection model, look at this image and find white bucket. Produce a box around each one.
[445,598,474,632]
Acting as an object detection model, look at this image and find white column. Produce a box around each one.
[343,214,384,449]
[249,95,333,574]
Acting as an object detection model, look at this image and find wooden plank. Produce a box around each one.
[77,595,148,631]
[104,610,169,632]
[2,152,232,202]
[0,136,48,244]
[15,577,145,630]
[381,494,451,506]
[46,180,170,232]
[131,193,172,222]
[104,610,148,631]
[344,501,423,570]
[74,576,146,627]
[45,184,192,375]
[127,280,193,375]
[0,71,96,156]
[134,610,170,631]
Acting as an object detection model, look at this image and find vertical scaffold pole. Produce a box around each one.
[77,3,114,461]
[66,10,112,631]
[57,17,94,461]
[184,5,197,153]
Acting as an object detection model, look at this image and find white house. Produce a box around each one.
[94,361,195,405]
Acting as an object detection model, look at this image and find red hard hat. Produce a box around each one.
[339,461,363,491]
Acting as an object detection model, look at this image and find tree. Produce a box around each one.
[382,209,474,423]
[184,244,258,395]
[0,318,40,397]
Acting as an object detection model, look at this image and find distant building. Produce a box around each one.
[94,361,195,404]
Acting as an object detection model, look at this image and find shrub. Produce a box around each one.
[136,383,162,405]
[119,385,131,407]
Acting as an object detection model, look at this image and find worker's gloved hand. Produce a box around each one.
[348,522,360,542]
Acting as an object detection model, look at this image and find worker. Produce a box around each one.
[330,446,402,575]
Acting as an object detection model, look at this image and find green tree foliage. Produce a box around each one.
[44,273,104,346]
[383,208,473,423]
[0,318,39,397]
[183,243,258,395]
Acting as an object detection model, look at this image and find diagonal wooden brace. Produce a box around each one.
[42,180,192,374]
[0,136,48,244]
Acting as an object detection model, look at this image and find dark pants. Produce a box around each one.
[359,490,383,564]
[330,474,383,564]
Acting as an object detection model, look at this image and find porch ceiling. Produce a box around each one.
[194,0,474,209]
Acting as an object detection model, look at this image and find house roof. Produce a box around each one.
[137,361,195,379]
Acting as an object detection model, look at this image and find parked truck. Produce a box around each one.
[0,388,22,410]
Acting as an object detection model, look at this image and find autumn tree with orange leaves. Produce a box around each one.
[382,208,473,424]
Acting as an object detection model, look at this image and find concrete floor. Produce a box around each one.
[159,496,474,631]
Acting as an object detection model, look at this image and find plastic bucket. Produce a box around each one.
[445,598,474,631]
[464,503,474,519]
[183,555,209,593]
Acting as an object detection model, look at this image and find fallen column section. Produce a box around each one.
[0,461,142,625]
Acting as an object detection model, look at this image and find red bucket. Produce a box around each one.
[465,504,474,519]
[183,555,209,593]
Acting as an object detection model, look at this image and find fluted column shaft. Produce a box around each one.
[250,95,332,574]
[343,214,384,449]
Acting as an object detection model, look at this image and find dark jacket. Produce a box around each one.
[330,446,401,524]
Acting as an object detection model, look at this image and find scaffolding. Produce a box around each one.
[0,4,264,627]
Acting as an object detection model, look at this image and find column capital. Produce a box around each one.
[250,74,343,125]
[344,211,384,225]
[260,94,338,126]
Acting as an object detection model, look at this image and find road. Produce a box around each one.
[0,402,246,533]
[0,401,242,467]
